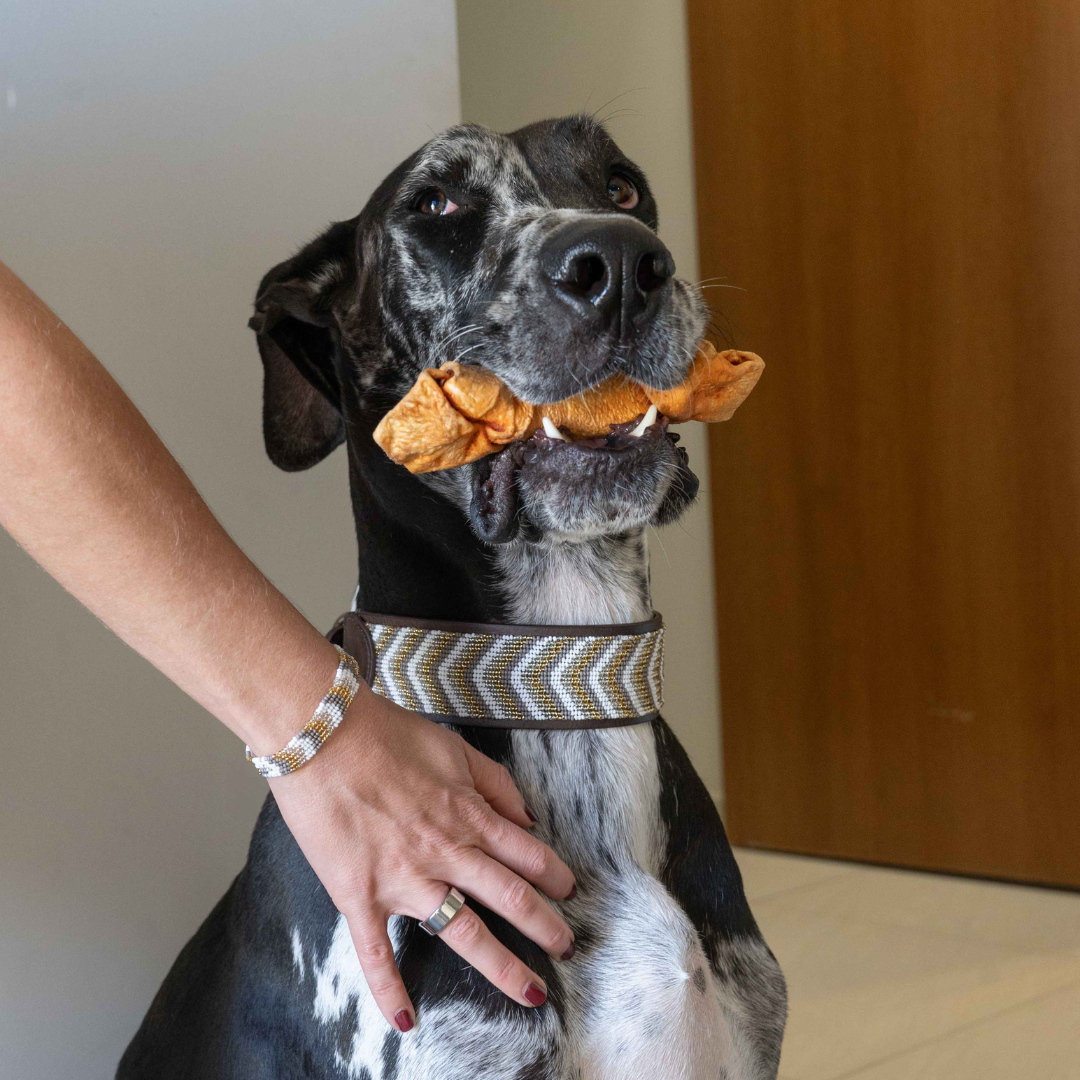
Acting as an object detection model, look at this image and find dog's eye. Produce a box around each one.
[416,188,459,216]
[607,174,639,210]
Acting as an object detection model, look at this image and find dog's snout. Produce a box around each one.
[543,217,675,335]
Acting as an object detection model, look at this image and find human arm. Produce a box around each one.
[0,261,576,1030]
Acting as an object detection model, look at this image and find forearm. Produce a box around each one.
[0,262,337,752]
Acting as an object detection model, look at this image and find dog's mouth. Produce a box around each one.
[468,409,697,543]
[531,403,665,450]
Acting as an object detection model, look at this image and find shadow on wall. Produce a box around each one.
[0,2,460,1077]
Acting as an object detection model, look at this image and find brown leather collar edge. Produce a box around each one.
[353,609,662,638]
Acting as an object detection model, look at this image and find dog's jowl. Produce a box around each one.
[117,116,787,1080]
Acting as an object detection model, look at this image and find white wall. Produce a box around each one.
[0,3,459,1076]
[456,0,724,799]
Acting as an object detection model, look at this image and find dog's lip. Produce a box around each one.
[469,411,691,544]
[524,413,674,457]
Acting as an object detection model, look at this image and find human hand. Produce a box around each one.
[268,684,576,1033]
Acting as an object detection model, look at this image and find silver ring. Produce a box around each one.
[419,887,466,936]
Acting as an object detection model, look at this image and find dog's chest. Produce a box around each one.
[304,535,733,1078]
[492,536,732,1079]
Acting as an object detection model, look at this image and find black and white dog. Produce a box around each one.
[118,116,786,1079]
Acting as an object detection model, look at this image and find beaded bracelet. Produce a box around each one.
[245,645,361,778]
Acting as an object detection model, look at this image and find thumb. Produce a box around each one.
[461,742,537,829]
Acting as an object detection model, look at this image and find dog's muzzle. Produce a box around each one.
[329,611,664,729]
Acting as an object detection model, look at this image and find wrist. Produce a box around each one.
[228,633,344,757]
[244,644,362,777]
[264,682,391,802]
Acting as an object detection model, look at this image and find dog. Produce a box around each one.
[117,115,787,1080]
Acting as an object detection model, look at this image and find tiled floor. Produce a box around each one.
[733,847,1080,1079]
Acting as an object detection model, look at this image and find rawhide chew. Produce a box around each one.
[373,340,764,474]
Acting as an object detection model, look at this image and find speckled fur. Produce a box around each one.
[118,117,785,1080]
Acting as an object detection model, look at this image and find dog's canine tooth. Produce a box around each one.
[542,416,570,442]
[629,404,658,438]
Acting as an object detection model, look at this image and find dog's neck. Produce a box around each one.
[494,532,651,625]
[348,443,651,626]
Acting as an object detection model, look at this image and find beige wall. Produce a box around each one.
[457,0,723,798]
[0,3,459,1076]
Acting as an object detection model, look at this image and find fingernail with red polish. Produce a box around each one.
[559,941,576,962]
[524,804,538,823]
[395,1010,414,1033]
[524,981,547,1006]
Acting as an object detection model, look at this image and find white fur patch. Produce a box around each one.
[496,531,651,625]
[570,873,733,1080]
[290,927,306,982]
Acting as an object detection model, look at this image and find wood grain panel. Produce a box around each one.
[688,0,1080,885]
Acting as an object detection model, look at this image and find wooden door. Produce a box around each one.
[688,0,1080,886]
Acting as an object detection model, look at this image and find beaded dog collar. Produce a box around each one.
[329,610,664,730]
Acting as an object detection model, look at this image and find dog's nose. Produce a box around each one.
[542,217,675,335]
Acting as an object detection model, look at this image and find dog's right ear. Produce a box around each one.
[249,220,356,471]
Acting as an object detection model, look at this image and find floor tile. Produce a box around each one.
[733,846,853,902]
[754,903,1080,1080]
[760,860,1080,954]
[840,980,1080,1080]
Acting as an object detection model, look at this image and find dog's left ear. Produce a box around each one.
[249,220,356,472]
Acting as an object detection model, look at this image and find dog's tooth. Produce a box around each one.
[629,404,659,438]
[542,416,569,442]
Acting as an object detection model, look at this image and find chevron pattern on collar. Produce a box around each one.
[358,613,664,729]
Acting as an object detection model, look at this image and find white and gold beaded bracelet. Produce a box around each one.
[245,645,361,779]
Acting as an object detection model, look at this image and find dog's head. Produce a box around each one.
[250,117,707,544]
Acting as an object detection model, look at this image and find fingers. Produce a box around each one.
[347,912,415,1034]
[432,897,549,1008]
[473,804,576,902]
[462,742,535,830]
[456,742,576,901]
[458,850,575,960]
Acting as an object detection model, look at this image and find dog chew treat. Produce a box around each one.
[373,340,764,474]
